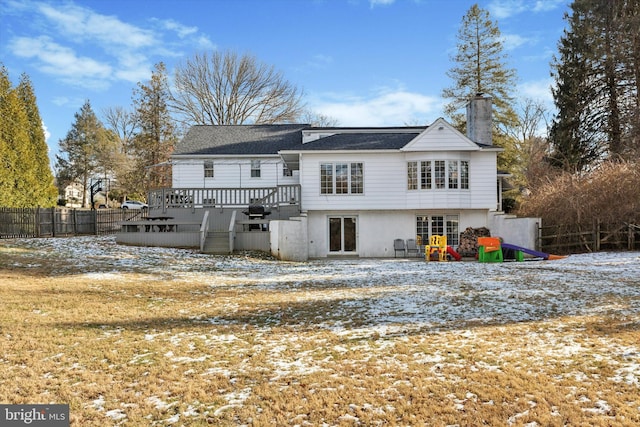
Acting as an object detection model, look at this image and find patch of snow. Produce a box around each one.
[105,408,126,421]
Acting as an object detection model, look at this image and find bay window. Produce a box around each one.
[407,159,469,190]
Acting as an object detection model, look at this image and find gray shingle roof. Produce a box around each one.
[174,124,308,155]
[174,124,427,156]
[293,132,422,151]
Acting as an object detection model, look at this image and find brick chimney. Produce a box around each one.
[466,94,492,146]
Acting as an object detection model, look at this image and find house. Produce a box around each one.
[117,95,540,260]
[62,182,84,208]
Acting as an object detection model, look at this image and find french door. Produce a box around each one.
[329,216,357,254]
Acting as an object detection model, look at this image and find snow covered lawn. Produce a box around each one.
[0,236,638,426]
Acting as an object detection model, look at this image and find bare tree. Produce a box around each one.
[170,50,305,126]
[300,110,340,127]
[102,106,138,154]
[505,98,552,196]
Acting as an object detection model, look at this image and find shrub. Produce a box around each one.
[516,160,640,228]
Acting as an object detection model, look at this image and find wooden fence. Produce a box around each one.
[0,208,143,238]
[539,221,640,254]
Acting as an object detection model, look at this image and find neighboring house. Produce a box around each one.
[63,182,85,208]
[157,95,539,259]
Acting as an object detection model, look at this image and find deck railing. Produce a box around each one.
[148,185,300,213]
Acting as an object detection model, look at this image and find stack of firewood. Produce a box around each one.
[458,227,491,257]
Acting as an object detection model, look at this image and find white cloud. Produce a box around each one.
[488,0,527,19]
[369,0,395,7]
[488,0,566,19]
[518,78,555,106]
[6,2,218,89]
[532,0,567,13]
[41,120,50,143]
[9,36,113,89]
[151,18,215,50]
[306,54,334,70]
[311,87,441,127]
[501,33,534,51]
[157,19,198,38]
[37,3,156,48]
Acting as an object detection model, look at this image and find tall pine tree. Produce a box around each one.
[0,65,56,207]
[130,62,177,194]
[442,4,519,172]
[56,100,112,207]
[550,0,640,171]
[17,74,58,206]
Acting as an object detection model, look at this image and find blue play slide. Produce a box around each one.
[501,243,550,260]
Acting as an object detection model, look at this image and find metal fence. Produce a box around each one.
[0,208,143,239]
[539,221,640,254]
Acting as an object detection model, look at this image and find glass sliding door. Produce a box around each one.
[329,216,357,254]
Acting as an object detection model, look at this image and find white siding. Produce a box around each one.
[300,150,497,212]
[307,209,491,258]
[172,157,298,188]
[402,118,479,152]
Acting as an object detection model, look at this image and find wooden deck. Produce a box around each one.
[147,185,300,213]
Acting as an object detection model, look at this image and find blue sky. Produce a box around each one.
[1,0,569,163]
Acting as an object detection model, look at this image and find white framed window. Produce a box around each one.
[407,160,470,190]
[407,161,418,190]
[461,161,469,189]
[416,214,460,247]
[320,162,364,195]
[421,161,432,189]
[251,160,261,178]
[320,164,333,194]
[204,160,214,178]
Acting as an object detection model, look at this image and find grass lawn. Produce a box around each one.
[0,236,639,426]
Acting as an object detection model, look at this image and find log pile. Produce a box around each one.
[458,227,491,257]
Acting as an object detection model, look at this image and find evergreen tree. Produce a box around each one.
[0,65,57,207]
[0,66,21,206]
[130,62,177,194]
[17,74,58,206]
[56,100,111,207]
[442,4,520,171]
[550,0,640,171]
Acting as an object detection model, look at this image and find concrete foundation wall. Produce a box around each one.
[488,213,541,249]
[116,231,200,248]
[270,216,308,261]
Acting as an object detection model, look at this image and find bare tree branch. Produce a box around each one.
[170,51,305,126]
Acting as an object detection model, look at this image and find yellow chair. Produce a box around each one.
[426,235,447,262]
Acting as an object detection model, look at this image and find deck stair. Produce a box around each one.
[202,231,230,254]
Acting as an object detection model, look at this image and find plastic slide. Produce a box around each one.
[501,243,566,260]
[446,246,462,261]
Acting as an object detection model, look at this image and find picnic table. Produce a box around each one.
[144,216,174,232]
[119,217,204,233]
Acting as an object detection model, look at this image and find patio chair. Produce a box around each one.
[406,238,420,257]
[393,238,406,257]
